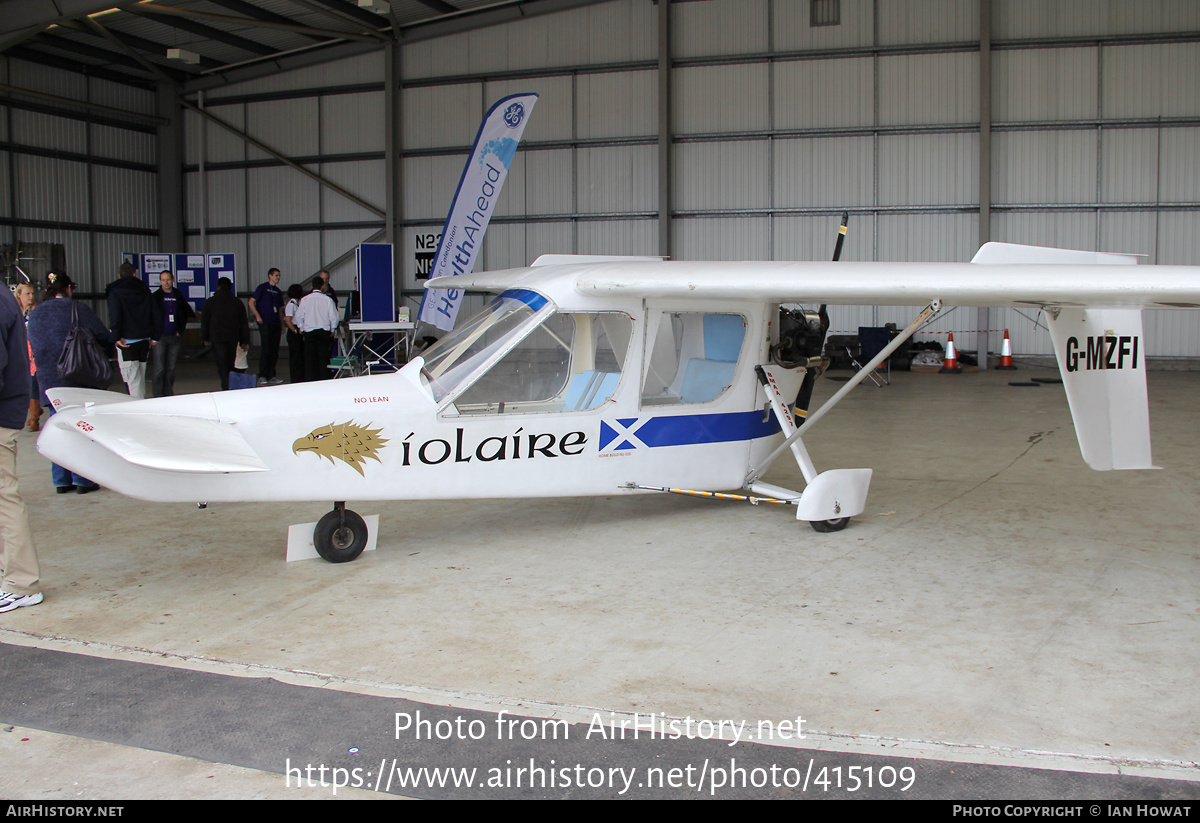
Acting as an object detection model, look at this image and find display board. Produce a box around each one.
[356,243,395,323]
[123,252,237,311]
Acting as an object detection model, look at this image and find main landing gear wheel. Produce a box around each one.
[314,503,367,563]
[809,517,850,533]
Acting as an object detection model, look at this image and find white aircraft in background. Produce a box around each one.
[37,241,1200,562]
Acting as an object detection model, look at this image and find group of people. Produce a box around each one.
[0,263,347,614]
[12,265,345,402]
[234,267,342,384]
[0,269,101,613]
[24,262,199,403]
[106,263,246,395]
[198,266,343,387]
[286,271,341,383]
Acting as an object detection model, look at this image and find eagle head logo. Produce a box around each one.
[292,421,388,475]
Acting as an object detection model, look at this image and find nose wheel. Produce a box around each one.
[809,517,849,533]
[314,502,368,563]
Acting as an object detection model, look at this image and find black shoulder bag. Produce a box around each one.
[57,302,113,390]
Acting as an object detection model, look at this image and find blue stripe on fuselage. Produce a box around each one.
[600,411,780,451]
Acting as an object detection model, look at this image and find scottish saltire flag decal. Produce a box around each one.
[600,412,782,452]
[419,93,539,331]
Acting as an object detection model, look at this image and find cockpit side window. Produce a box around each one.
[642,312,746,406]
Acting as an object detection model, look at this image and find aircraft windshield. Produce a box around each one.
[450,311,631,414]
[421,289,551,403]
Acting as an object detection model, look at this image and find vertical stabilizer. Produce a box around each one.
[1045,308,1158,470]
[972,242,1140,266]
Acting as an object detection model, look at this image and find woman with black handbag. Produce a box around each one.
[27,272,116,495]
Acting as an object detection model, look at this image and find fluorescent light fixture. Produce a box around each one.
[167,47,200,64]
[357,0,390,15]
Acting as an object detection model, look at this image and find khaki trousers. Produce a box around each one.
[0,427,39,596]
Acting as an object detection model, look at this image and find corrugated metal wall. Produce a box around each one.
[182,85,384,295]
[659,0,1199,355]
[10,0,1200,357]
[1,56,159,297]
[181,0,661,302]
[422,0,1200,354]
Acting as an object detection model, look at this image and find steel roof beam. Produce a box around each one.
[29,31,177,75]
[203,0,331,42]
[184,99,387,218]
[0,81,166,124]
[413,0,459,14]
[0,0,124,52]
[56,17,219,71]
[83,14,193,93]
[186,40,381,92]
[118,3,281,55]
[120,3,378,43]
[297,0,391,31]
[393,0,608,43]
[183,0,612,92]
[3,45,160,88]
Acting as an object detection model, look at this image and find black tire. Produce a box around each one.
[314,508,368,563]
[809,517,850,533]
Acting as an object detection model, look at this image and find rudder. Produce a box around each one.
[1045,308,1158,471]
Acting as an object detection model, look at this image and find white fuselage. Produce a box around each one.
[38,294,799,504]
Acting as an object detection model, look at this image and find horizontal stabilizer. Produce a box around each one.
[1045,308,1158,471]
[46,387,140,413]
[62,410,268,473]
[972,242,1139,266]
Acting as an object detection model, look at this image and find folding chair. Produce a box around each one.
[850,326,894,387]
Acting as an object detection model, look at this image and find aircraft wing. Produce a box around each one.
[427,244,1200,310]
[570,261,1199,310]
[43,388,268,474]
[427,243,1200,473]
[426,266,542,295]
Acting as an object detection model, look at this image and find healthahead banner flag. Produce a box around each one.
[419,92,539,331]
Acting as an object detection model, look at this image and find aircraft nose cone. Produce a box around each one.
[33,411,90,478]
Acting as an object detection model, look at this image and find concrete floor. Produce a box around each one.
[2,356,1199,798]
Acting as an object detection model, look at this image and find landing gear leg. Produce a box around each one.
[314,501,368,563]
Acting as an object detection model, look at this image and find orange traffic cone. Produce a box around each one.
[996,328,1017,370]
[940,332,962,373]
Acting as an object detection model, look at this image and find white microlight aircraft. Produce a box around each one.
[37,242,1200,562]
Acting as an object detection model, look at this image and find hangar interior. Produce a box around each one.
[1,0,1199,799]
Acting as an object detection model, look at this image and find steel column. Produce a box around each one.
[657,0,672,259]
[157,81,185,253]
[977,0,992,369]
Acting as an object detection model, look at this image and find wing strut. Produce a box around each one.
[746,299,942,486]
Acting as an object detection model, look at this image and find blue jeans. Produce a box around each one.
[45,405,94,488]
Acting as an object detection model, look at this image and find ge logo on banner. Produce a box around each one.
[504,102,525,128]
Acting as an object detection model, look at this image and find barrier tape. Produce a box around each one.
[830,329,1017,335]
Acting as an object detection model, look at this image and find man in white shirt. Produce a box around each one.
[293,276,339,381]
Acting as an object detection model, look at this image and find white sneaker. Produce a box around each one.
[0,590,43,613]
[268,377,283,385]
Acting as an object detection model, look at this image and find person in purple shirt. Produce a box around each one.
[249,268,284,385]
[150,270,195,397]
